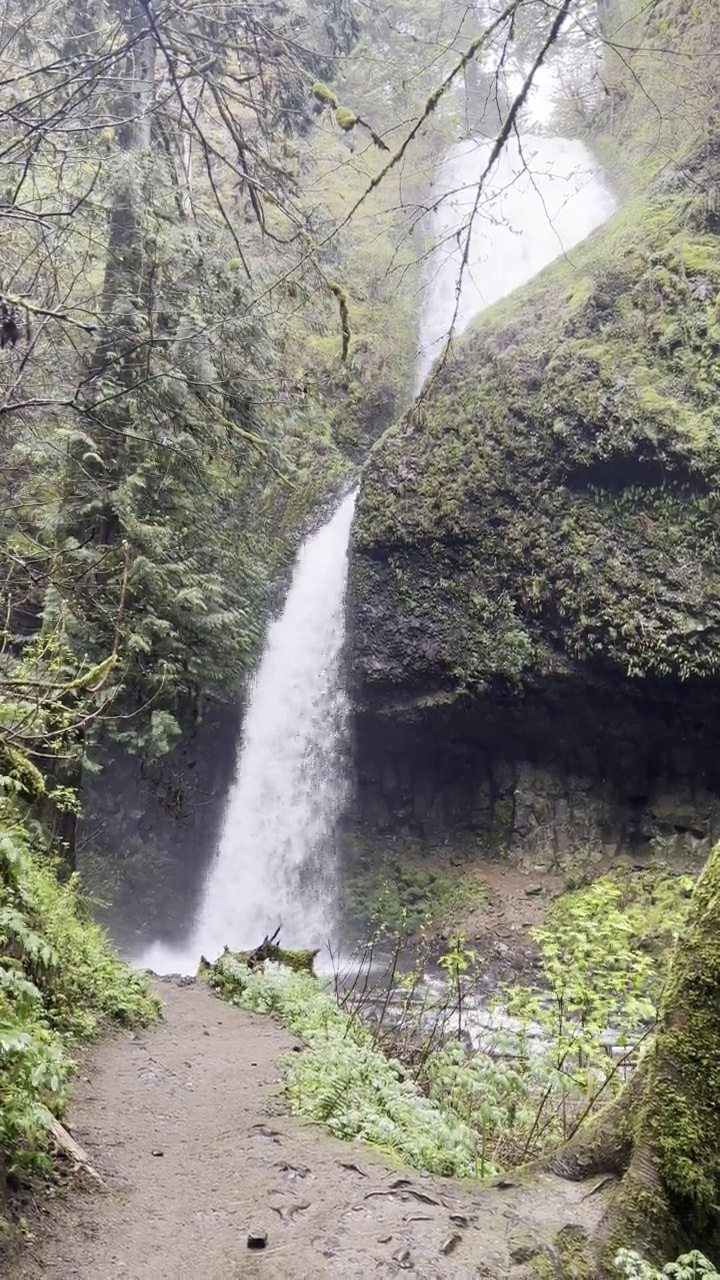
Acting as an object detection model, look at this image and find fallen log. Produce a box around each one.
[50,1117,104,1185]
[246,929,319,973]
[199,931,319,979]
[247,927,282,968]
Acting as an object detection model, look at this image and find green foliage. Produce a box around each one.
[206,849,717,1207]
[340,865,692,1175]
[516,877,659,1033]
[578,866,695,991]
[0,0,384,758]
[0,794,158,1180]
[423,1039,526,1177]
[206,901,659,1180]
[343,849,486,938]
[615,1249,720,1280]
[0,633,116,817]
[207,952,486,1178]
[498,876,663,1154]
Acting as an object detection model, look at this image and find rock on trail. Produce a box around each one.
[14,979,611,1279]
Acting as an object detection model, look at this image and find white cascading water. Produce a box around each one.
[139,124,616,977]
[415,134,616,392]
[139,494,356,973]
[192,493,356,955]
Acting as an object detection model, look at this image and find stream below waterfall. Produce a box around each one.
[138,129,616,978]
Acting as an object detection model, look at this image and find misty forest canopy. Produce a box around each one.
[3,0,720,1276]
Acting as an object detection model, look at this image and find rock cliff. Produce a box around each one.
[348,0,720,868]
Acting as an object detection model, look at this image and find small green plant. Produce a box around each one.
[503,876,660,1150]
[423,1039,527,1177]
[343,850,486,939]
[208,951,488,1178]
[615,1248,720,1279]
[438,932,477,1040]
[0,795,158,1181]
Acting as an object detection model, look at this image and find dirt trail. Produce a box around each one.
[15,979,612,1279]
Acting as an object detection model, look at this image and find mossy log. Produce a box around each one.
[544,842,720,1273]
[0,742,45,800]
[200,933,318,976]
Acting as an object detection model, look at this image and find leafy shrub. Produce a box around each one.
[0,797,158,1180]
[423,1039,528,1175]
[494,874,667,1155]
[615,1248,720,1279]
[211,863,699,1184]
[343,852,486,938]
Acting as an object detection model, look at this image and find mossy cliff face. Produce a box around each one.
[349,4,720,868]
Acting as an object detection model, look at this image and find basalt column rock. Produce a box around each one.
[350,680,720,870]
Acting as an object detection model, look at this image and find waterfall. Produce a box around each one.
[414,134,616,392]
[138,129,616,978]
[139,493,356,973]
[193,493,356,956]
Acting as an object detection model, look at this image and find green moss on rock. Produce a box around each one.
[202,944,318,978]
[352,177,720,705]
[643,845,720,1229]
[342,844,487,937]
[555,1225,595,1280]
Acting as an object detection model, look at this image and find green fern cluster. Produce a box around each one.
[208,953,484,1178]
[615,1249,720,1279]
[0,796,158,1181]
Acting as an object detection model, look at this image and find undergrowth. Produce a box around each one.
[558,865,695,997]
[208,862,698,1185]
[208,952,488,1178]
[615,1249,720,1279]
[342,850,486,938]
[0,793,158,1183]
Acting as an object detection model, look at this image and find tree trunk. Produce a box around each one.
[81,2,157,543]
[545,843,720,1272]
[101,2,157,319]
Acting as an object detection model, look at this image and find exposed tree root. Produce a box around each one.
[542,1070,641,1183]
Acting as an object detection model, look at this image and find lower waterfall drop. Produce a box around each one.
[140,492,356,972]
[192,491,357,959]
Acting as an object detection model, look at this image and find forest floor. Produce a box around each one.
[10,977,613,1280]
[445,861,563,987]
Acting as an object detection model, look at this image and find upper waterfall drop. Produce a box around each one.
[414,134,617,392]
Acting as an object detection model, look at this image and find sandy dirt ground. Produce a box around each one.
[11,978,612,1280]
